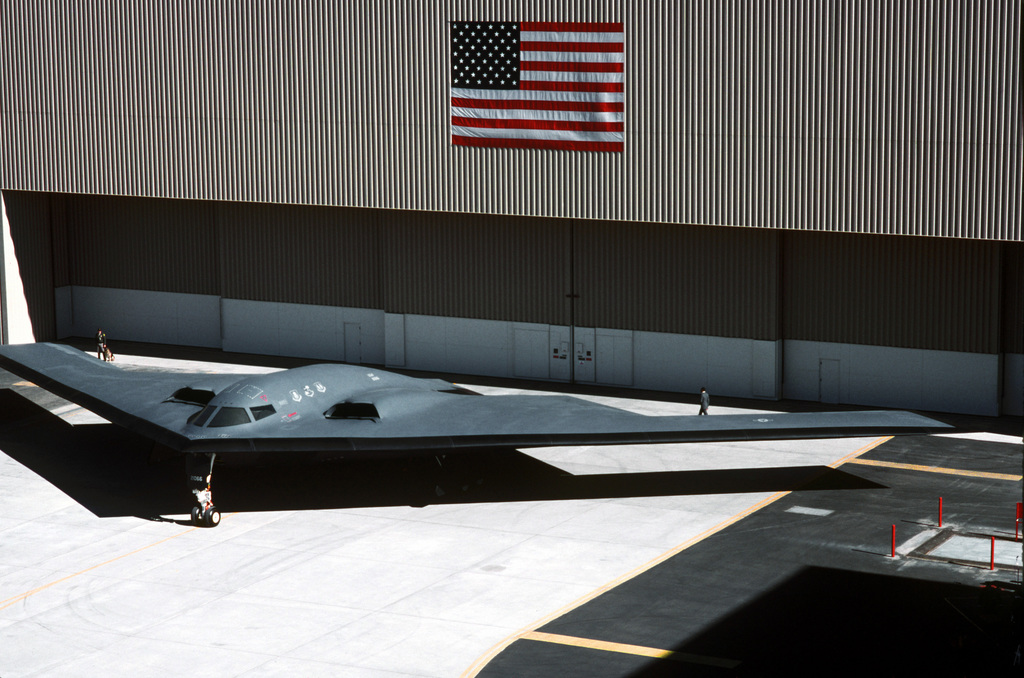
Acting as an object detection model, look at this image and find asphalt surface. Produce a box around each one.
[0,339,1020,677]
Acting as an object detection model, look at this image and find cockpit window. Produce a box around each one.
[208,406,252,428]
[191,405,217,427]
[250,404,276,421]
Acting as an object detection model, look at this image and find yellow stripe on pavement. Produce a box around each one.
[847,458,1021,482]
[0,518,230,611]
[522,631,740,668]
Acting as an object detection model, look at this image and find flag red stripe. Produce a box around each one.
[521,81,624,93]
[452,116,623,132]
[453,135,623,152]
[520,21,623,33]
[451,97,624,113]
[521,41,624,53]
[520,60,623,73]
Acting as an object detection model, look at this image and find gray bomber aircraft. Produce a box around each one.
[0,342,949,527]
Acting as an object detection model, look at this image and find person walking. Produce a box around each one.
[96,329,107,360]
[698,387,710,415]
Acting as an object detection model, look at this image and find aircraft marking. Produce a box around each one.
[847,458,1021,481]
[521,631,740,668]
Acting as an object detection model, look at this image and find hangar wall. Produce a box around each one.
[0,2,1020,416]
[5,191,1020,415]
[1,1,1019,239]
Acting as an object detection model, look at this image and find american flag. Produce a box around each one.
[450,21,624,152]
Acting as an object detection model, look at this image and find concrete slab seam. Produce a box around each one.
[0,521,212,611]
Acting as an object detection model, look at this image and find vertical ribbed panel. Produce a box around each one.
[574,222,780,339]
[382,211,570,324]
[218,203,383,307]
[1,1,1018,240]
[1002,243,1024,354]
[783,232,1003,352]
[66,195,218,294]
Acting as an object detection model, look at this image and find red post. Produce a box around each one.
[938,497,943,527]
[1017,503,1022,540]
[891,525,896,558]
[990,537,995,570]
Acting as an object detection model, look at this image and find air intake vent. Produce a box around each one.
[324,402,380,421]
[165,387,216,407]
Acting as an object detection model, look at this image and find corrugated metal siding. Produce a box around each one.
[66,195,219,294]
[1,190,56,339]
[783,232,1003,352]
[0,1,1018,240]
[218,202,382,307]
[1002,243,1023,354]
[382,211,570,324]
[574,222,780,339]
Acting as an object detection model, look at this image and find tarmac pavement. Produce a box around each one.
[0,341,1020,676]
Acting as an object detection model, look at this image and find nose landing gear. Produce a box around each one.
[186,453,220,527]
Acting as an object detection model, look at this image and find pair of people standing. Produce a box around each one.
[96,329,113,361]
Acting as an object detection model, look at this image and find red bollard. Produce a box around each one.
[891,525,896,558]
[990,537,995,570]
[1017,503,1022,540]
[939,497,943,527]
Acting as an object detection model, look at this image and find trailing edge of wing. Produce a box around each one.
[184,408,950,456]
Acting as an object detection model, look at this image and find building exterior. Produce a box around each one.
[1,1,1020,415]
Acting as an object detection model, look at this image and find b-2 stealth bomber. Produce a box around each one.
[0,342,948,527]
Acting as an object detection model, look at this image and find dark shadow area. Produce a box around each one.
[861,433,1024,476]
[0,389,884,520]
[483,568,1020,677]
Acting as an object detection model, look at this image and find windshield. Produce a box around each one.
[208,406,252,428]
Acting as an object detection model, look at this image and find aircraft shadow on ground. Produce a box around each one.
[0,389,885,520]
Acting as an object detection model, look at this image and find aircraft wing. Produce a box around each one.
[0,342,950,457]
[210,389,949,455]
[0,342,247,450]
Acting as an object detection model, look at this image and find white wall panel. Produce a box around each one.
[783,339,1000,415]
[1003,354,1023,416]
[65,286,221,348]
[222,299,385,363]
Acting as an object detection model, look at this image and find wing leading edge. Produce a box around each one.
[0,342,951,457]
[0,342,243,450]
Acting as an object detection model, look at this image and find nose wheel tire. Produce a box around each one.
[202,507,221,527]
[191,505,220,527]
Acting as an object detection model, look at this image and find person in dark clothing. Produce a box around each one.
[96,329,107,360]
[698,387,710,415]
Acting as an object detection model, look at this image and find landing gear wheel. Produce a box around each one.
[191,506,202,525]
[202,507,221,528]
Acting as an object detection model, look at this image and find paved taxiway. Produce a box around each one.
[1,342,1020,676]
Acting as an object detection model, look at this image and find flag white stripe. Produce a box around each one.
[452,88,624,103]
[520,71,623,83]
[520,31,624,43]
[521,51,624,63]
[452,106,622,123]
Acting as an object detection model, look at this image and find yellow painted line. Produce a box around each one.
[522,631,740,668]
[847,458,1022,482]
[0,518,229,612]
[12,381,36,387]
[461,436,892,678]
